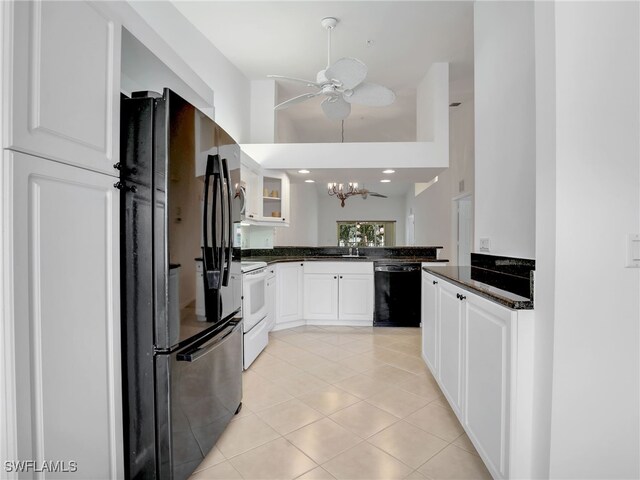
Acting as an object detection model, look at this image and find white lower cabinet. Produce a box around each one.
[464,294,510,478]
[6,150,123,478]
[438,281,464,417]
[275,262,303,328]
[303,274,339,320]
[421,271,534,480]
[265,267,276,331]
[338,274,374,321]
[303,262,373,325]
[421,271,438,374]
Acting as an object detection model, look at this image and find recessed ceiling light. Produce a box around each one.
[382,169,395,174]
[298,169,310,174]
[380,179,391,183]
[305,179,315,183]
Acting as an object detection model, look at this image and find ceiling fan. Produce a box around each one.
[269,17,396,120]
[328,182,388,207]
[359,186,388,200]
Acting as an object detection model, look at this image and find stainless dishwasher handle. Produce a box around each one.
[177,323,238,362]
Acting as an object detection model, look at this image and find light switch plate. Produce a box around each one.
[626,234,640,268]
[479,237,490,252]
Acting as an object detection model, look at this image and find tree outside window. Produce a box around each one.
[337,221,396,247]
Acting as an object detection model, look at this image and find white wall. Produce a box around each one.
[532,2,556,477]
[417,62,449,164]
[250,80,276,143]
[474,2,536,258]
[274,183,319,247]
[127,1,250,143]
[406,100,474,262]
[242,141,448,171]
[317,195,406,247]
[535,3,640,478]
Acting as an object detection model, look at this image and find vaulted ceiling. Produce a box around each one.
[172,1,474,143]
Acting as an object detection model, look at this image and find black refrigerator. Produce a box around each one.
[119,88,243,480]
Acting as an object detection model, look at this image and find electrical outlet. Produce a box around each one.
[479,237,491,252]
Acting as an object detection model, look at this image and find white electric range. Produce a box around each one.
[240,261,269,368]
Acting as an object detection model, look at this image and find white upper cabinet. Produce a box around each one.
[260,169,290,225]
[5,1,120,175]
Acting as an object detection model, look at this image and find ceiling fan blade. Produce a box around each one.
[344,82,396,107]
[274,92,321,110]
[326,57,368,90]
[267,75,321,88]
[368,192,388,198]
[321,96,351,120]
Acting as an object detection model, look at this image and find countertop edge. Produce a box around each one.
[423,267,534,311]
[250,256,449,265]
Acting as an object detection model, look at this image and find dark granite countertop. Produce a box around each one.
[423,265,534,310]
[250,256,449,265]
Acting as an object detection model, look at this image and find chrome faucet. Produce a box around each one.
[355,247,359,257]
[348,247,353,256]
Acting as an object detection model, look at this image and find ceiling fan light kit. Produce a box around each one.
[269,17,396,120]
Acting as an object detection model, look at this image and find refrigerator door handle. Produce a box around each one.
[203,155,220,290]
[213,155,225,289]
[176,322,237,362]
[221,157,233,287]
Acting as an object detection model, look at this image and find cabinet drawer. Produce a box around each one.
[303,261,373,275]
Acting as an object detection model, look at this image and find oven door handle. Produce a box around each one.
[176,323,238,362]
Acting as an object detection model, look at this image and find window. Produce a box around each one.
[337,221,396,247]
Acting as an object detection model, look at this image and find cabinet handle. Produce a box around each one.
[334,276,337,279]
[460,295,466,301]
[113,163,138,176]
[114,182,137,193]
[300,263,303,266]
[340,276,343,279]
[433,280,438,285]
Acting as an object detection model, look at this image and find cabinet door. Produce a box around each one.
[304,274,338,320]
[8,150,123,477]
[464,294,511,478]
[438,281,464,416]
[421,272,438,373]
[276,263,303,324]
[338,274,373,322]
[261,170,290,225]
[265,270,276,331]
[6,1,120,175]
[241,163,261,219]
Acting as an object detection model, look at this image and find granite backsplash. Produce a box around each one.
[470,253,535,299]
[243,246,443,259]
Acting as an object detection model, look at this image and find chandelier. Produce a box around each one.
[327,182,362,208]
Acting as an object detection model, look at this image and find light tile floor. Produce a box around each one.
[190,326,491,480]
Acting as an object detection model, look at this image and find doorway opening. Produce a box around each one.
[455,195,473,266]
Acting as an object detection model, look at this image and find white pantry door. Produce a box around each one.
[7,150,123,478]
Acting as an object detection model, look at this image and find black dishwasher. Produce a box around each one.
[373,262,422,327]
